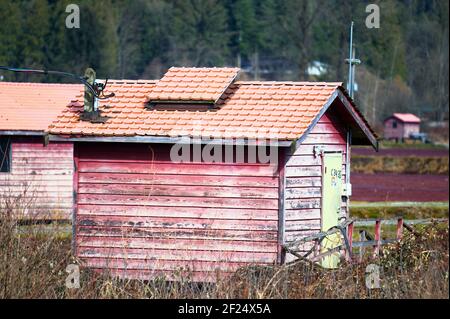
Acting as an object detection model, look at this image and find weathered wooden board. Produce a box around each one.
[77,204,278,220]
[78,161,277,176]
[77,215,278,231]
[79,172,277,188]
[77,235,278,253]
[77,193,278,209]
[78,183,278,199]
[77,247,277,263]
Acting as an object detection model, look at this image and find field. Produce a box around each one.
[352,144,449,202]
[352,173,449,202]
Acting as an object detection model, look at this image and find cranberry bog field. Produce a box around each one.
[352,144,449,203]
[352,173,449,202]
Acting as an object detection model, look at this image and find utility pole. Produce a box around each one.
[237,31,242,69]
[345,22,361,99]
[254,50,259,81]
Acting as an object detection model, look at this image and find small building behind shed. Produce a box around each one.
[383,113,421,142]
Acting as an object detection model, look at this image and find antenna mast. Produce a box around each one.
[346,22,361,99]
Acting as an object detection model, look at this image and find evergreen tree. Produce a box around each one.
[170,0,230,66]
[19,0,51,69]
[0,1,21,74]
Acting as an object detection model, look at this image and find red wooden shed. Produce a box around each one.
[383,113,421,141]
[0,82,80,220]
[48,67,378,281]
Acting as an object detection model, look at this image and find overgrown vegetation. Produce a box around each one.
[379,141,449,150]
[352,155,449,175]
[1,208,448,298]
[350,202,449,220]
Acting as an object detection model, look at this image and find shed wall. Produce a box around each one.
[402,123,420,138]
[0,137,73,220]
[283,110,349,259]
[74,143,280,281]
[384,118,404,140]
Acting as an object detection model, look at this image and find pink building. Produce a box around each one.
[0,82,80,220]
[383,113,421,141]
[47,67,377,280]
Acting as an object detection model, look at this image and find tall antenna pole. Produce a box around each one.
[348,22,354,96]
[346,21,361,99]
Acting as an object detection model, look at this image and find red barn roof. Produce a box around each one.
[0,82,82,133]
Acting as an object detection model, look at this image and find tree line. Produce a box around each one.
[0,0,448,124]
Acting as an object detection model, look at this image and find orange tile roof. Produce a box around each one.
[147,67,240,104]
[0,82,82,132]
[49,79,348,140]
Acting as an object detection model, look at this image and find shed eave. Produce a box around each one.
[0,130,46,136]
[336,90,378,151]
[291,88,379,152]
[48,134,293,147]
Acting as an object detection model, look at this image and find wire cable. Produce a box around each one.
[0,65,115,100]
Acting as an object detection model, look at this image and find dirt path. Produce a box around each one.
[352,173,449,202]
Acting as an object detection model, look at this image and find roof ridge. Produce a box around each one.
[169,66,241,70]
[0,81,82,86]
[393,112,418,115]
[103,79,158,84]
[235,81,342,86]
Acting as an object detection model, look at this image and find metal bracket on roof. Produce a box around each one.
[79,110,109,123]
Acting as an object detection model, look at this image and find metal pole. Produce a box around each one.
[352,47,357,97]
[348,22,354,97]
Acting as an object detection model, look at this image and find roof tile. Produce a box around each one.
[147,67,240,104]
[0,82,81,132]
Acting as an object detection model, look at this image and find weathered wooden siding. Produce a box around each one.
[283,110,349,258]
[402,123,420,139]
[0,137,73,220]
[74,143,279,281]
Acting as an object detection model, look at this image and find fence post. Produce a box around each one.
[359,230,366,263]
[373,219,381,258]
[314,238,319,258]
[396,218,404,241]
[346,221,354,262]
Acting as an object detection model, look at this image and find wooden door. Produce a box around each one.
[321,152,343,268]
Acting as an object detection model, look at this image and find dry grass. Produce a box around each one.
[1,210,448,299]
[352,155,449,175]
[1,189,448,299]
